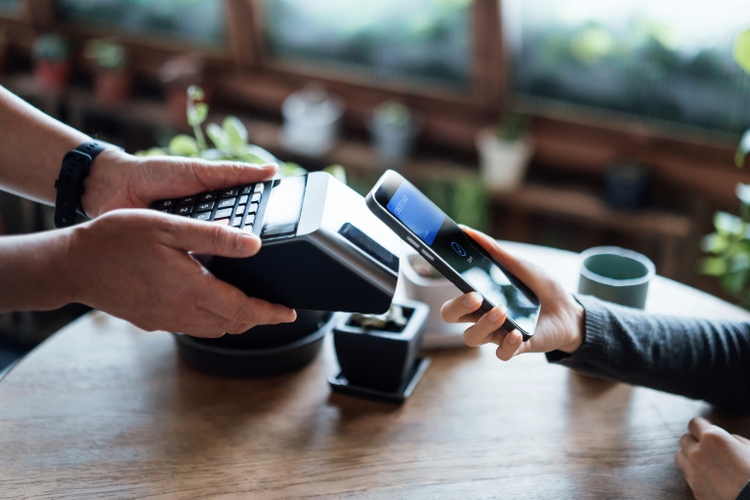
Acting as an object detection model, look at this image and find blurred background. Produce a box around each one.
[0,0,749,363]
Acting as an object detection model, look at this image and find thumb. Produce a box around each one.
[164,217,261,258]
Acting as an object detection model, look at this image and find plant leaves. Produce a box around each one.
[701,232,728,254]
[222,116,248,149]
[721,270,749,295]
[168,135,199,157]
[281,162,307,177]
[135,147,167,156]
[714,211,744,236]
[187,102,208,128]
[734,28,750,76]
[699,257,727,277]
[187,85,205,102]
[200,148,228,161]
[736,129,750,168]
[205,123,229,150]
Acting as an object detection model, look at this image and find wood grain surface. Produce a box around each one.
[1,242,749,499]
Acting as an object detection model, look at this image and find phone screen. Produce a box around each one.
[384,180,540,334]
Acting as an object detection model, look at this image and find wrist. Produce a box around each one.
[558,296,585,354]
[80,147,134,218]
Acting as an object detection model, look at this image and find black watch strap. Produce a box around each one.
[54,141,114,228]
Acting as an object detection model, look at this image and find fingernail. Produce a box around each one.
[463,293,481,308]
[237,233,259,252]
[488,308,503,323]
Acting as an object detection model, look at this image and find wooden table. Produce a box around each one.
[1,242,749,499]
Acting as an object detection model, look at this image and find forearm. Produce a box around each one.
[548,296,750,413]
[0,229,75,311]
[0,85,90,206]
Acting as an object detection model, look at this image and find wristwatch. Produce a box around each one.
[53,141,120,228]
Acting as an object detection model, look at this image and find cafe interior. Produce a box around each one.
[1,0,750,497]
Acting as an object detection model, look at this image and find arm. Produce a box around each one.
[441,227,750,413]
[549,295,750,413]
[0,86,296,336]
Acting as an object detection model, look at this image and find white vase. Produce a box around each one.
[476,128,534,192]
[280,86,344,157]
[399,248,470,349]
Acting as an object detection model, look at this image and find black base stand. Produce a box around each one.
[328,357,431,405]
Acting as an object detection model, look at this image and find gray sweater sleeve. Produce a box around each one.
[546,295,750,414]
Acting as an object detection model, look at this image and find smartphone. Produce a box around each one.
[366,170,541,340]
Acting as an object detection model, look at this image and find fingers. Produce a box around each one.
[495,330,526,361]
[463,306,508,347]
[196,277,297,333]
[462,226,554,294]
[190,160,278,191]
[679,432,699,454]
[674,449,693,483]
[160,214,262,258]
[441,292,484,323]
[688,417,714,439]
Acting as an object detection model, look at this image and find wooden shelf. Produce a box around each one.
[490,184,691,240]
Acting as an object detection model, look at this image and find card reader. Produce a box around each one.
[151,172,400,313]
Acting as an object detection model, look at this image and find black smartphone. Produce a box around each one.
[366,170,541,340]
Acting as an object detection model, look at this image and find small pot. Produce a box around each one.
[366,114,421,170]
[280,84,344,157]
[476,128,533,192]
[333,300,428,393]
[604,161,651,210]
[174,310,333,377]
[93,70,132,107]
[34,59,72,92]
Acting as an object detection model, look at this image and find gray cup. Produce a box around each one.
[578,246,655,309]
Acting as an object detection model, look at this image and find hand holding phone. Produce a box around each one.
[366,170,541,340]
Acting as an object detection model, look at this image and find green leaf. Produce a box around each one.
[281,162,307,177]
[736,129,750,168]
[222,116,248,149]
[187,103,208,128]
[135,147,167,157]
[168,135,200,157]
[701,232,729,254]
[734,28,750,76]
[199,148,229,161]
[721,270,749,295]
[700,257,727,277]
[729,253,750,273]
[205,123,229,150]
[714,211,744,236]
[187,85,205,102]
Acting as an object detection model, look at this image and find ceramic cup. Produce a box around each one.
[578,246,655,309]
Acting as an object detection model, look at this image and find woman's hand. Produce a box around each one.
[66,209,296,337]
[440,227,585,360]
[675,417,750,500]
[81,149,277,218]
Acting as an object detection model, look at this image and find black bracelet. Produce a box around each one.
[53,141,117,228]
[737,479,750,500]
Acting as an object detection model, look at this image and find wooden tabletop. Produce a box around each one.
[1,242,749,499]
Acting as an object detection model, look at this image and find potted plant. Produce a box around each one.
[700,28,750,307]
[32,34,72,92]
[332,300,429,394]
[280,83,344,157]
[476,112,533,192]
[84,38,131,106]
[367,100,421,169]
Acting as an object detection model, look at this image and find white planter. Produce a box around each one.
[280,86,344,157]
[400,247,470,349]
[366,118,421,170]
[476,128,533,192]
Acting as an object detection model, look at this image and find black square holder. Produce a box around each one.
[329,300,430,405]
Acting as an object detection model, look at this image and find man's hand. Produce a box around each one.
[439,227,585,360]
[67,210,296,337]
[81,149,277,217]
[675,417,750,500]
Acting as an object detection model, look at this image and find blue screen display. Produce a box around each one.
[386,183,445,245]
